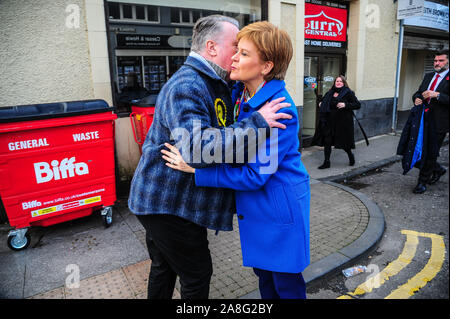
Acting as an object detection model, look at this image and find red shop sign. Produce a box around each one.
[305,3,348,42]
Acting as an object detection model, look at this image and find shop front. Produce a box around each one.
[106,0,263,113]
[104,0,265,183]
[302,0,348,146]
[397,0,449,129]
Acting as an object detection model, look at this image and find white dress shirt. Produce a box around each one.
[427,69,449,91]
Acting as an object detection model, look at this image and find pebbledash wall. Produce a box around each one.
[0,0,131,181]
[1,0,413,182]
[0,0,112,106]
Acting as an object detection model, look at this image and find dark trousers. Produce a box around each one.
[253,268,306,299]
[136,214,213,299]
[418,132,447,183]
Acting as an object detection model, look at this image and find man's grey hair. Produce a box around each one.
[191,15,239,53]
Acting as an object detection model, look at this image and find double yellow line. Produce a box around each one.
[338,230,446,299]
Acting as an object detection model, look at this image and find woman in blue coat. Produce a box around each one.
[162,22,310,299]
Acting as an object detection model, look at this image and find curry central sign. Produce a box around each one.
[304,1,348,49]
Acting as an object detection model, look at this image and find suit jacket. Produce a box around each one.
[412,71,449,134]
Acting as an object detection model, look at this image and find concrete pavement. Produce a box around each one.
[0,134,403,299]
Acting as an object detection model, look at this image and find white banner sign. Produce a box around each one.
[397,0,425,20]
[404,1,449,32]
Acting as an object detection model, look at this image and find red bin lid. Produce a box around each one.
[0,99,114,123]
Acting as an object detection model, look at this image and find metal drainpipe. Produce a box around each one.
[392,19,404,133]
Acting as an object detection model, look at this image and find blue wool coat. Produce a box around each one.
[195,80,311,273]
[128,55,269,231]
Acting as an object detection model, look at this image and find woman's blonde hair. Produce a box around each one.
[236,21,293,81]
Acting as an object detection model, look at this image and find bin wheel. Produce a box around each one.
[7,233,31,251]
[102,207,113,228]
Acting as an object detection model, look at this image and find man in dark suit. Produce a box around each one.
[412,51,449,194]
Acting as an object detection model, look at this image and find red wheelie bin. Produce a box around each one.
[0,100,117,251]
[129,95,156,153]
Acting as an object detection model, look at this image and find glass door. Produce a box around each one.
[321,56,342,98]
[303,56,319,137]
[303,54,344,141]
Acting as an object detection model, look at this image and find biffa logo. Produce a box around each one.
[34,157,89,184]
[22,200,42,210]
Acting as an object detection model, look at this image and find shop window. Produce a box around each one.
[136,5,146,20]
[170,8,180,23]
[108,1,263,110]
[122,4,133,19]
[169,56,186,77]
[108,3,255,26]
[181,9,190,23]
[202,10,215,16]
[144,57,167,93]
[117,57,142,92]
[169,7,212,25]
[147,6,158,22]
[192,10,201,22]
[108,3,159,23]
[108,2,120,20]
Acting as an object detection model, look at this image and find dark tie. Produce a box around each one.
[426,73,440,104]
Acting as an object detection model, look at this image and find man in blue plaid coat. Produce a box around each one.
[128,15,291,299]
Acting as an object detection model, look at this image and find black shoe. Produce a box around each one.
[429,167,446,185]
[413,182,427,194]
[318,161,330,169]
[348,152,355,166]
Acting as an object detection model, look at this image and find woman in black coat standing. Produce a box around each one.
[311,75,361,169]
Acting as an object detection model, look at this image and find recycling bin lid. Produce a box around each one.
[0,99,115,123]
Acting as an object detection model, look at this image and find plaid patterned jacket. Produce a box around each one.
[128,55,269,231]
